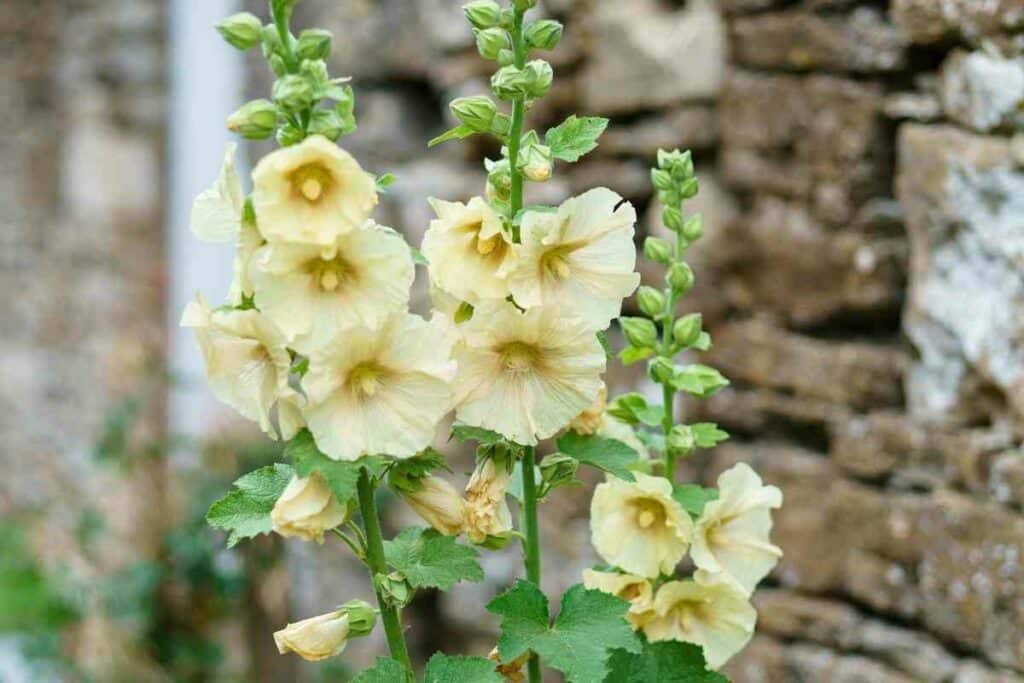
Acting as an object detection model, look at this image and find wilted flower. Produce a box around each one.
[302,314,456,461]
[582,569,655,630]
[252,135,377,245]
[569,384,607,435]
[691,463,783,595]
[452,301,605,446]
[509,188,641,330]
[271,473,349,544]
[402,475,466,536]
[274,601,376,662]
[489,646,529,683]
[590,473,692,578]
[463,458,514,543]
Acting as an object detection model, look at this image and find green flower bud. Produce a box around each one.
[486,158,512,202]
[679,176,700,199]
[260,24,284,59]
[295,28,333,61]
[662,205,684,232]
[660,149,693,177]
[226,99,279,139]
[450,96,498,132]
[339,600,377,638]
[667,425,695,458]
[497,48,515,67]
[673,313,703,348]
[648,357,675,385]
[620,317,658,349]
[273,74,314,113]
[268,54,288,77]
[276,121,305,147]
[637,286,666,318]
[525,19,563,50]
[667,262,695,294]
[682,214,704,242]
[374,572,413,608]
[454,301,475,324]
[475,27,509,60]
[644,237,673,264]
[308,108,347,141]
[491,65,530,100]
[651,168,674,192]
[513,0,538,10]
[518,140,554,182]
[540,454,579,491]
[464,0,502,29]
[216,12,263,50]
[524,59,553,99]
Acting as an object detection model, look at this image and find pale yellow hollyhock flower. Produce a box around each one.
[590,473,693,578]
[569,384,607,435]
[271,473,349,544]
[463,458,514,543]
[453,301,605,445]
[252,135,377,245]
[228,216,264,306]
[692,463,783,595]
[583,569,655,630]
[249,221,414,354]
[422,197,516,303]
[274,611,351,661]
[191,143,244,243]
[643,570,757,670]
[402,475,466,536]
[302,313,456,461]
[180,293,299,439]
[509,188,641,330]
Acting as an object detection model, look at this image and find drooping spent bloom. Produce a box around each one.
[252,135,377,245]
[402,475,466,536]
[582,569,655,630]
[249,221,414,354]
[691,463,783,596]
[590,473,692,578]
[302,313,456,461]
[509,188,641,330]
[569,383,607,435]
[274,601,376,662]
[463,458,514,543]
[452,301,605,446]
[271,473,349,544]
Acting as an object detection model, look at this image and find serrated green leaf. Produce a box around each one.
[556,432,638,482]
[488,581,641,683]
[451,423,506,447]
[607,393,665,427]
[428,124,477,147]
[424,653,502,683]
[388,448,448,494]
[605,638,728,683]
[384,527,484,591]
[206,464,294,548]
[690,423,729,449]
[545,115,609,163]
[671,365,730,398]
[673,484,719,518]
[352,657,407,682]
[284,429,385,505]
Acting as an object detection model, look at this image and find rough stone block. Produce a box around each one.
[893,0,1024,44]
[941,49,1024,133]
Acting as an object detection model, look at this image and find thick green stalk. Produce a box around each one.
[659,217,687,480]
[519,447,542,683]
[270,1,298,72]
[356,469,414,680]
[507,6,527,241]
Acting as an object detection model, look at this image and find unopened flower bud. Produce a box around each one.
[401,476,466,536]
[523,59,554,99]
[475,27,509,60]
[644,237,672,265]
[276,121,304,147]
[261,24,284,58]
[295,28,333,61]
[339,600,377,638]
[620,317,658,349]
[451,96,498,132]
[486,158,512,199]
[464,0,502,29]
[667,262,695,294]
[637,286,666,319]
[274,609,352,661]
[673,313,703,348]
[518,141,554,182]
[273,74,314,113]
[540,454,579,491]
[525,19,563,50]
[648,357,675,385]
[651,168,674,192]
[375,572,413,608]
[668,151,695,181]
[268,53,288,77]
[679,176,700,199]
[308,109,347,141]
[497,48,516,67]
[271,473,349,544]
[227,99,279,139]
[667,424,695,457]
[491,65,530,100]
[513,0,538,10]
[217,12,263,50]
[662,205,684,232]
[682,214,704,242]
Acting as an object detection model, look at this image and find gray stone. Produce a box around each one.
[893,0,1024,44]
[941,49,1024,133]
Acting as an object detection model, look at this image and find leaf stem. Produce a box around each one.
[356,468,414,680]
[520,446,543,683]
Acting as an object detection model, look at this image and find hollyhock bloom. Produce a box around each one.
[271,473,349,544]
[582,569,655,630]
[402,475,466,536]
[463,458,514,543]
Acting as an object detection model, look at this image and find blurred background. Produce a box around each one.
[2,0,1023,681]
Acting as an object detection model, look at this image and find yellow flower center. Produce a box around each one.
[541,246,575,280]
[499,341,539,374]
[349,362,387,398]
[631,498,666,530]
[290,163,334,204]
[306,252,357,293]
[476,232,500,255]
[301,178,323,201]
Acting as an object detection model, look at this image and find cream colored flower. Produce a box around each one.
[692,463,783,595]
[274,610,351,661]
[583,569,655,630]
[453,301,605,446]
[643,571,757,670]
[252,135,377,245]
[271,473,349,544]
[228,216,264,306]
[302,313,456,461]
[249,221,414,354]
[180,293,298,439]
[463,458,513,543]
[422,197,516,304]
[569,384,607,435]
[509,188,641,330]
[590,473,693,578]
[402,475,466,536]
[598,415,650,462]
[191,143,244,243]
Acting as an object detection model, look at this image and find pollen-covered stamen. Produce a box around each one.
[320,270,340,292]
[499,341,539,374]
[637,510,657,528]
[301,177,323,201]
[476,232,499,255]
[349,362,386,397]
[541,246,574,280]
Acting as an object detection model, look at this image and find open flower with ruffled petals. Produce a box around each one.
[191,143,245,243]
[452,301,605,446]
[643,570,757,670]
[271,473,349,544]
[509,188,641,330]
[249,221,414,354]
[692,463,783,595]
[590,473,692,578]
[180,293,299,439]
[302,313,456,461]
[463,458,514,543]
[228,217,264,306]
[422,197,516,303]
[252,135,377,245]
[583,569,655,630]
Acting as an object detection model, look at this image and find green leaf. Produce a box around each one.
[429,124,476,147]
[619,345,655,366]
[488,581,641,683]
[424,653,502,683]
[375,172,396,193]
[388,448,448,494]
[671,365,730,398]
[352,657,407,682]
[605,638,728,683]
[545,115,609,163]
[384,527,484,591]
[692,331,712,352]
[673,484,719,518]
[451,423,506,447]
[284,429,385,505]
[596,330,612,359]
[206,464,294,548]
[556,432,639,482]
[691,423,729,449]
[607,393,665,427]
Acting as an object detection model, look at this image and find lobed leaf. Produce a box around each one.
[605,639,728,682]
[424,653,502,683]
[545,115,609,162]
[352,657,407,682]
[284,429,385,505]
[556,432,639,482]
[206,463,294,547]
[384,527,484,591]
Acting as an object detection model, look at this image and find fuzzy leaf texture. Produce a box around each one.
[556,432,639,482]
[487,580,641,682]
[384,527,484,591]
[606,639,729,683]
[691,423,729,449]
[351,657,406,682]
[424,653,503,683]
[284,429,385,505]
[546,115,609,162]
[206,464,294,547]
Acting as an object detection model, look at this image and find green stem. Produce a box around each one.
[356,468,414,681]
[659,211,687,480]
[519,446,542,683]
[507,6,527,241]
[270,1,298,72]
